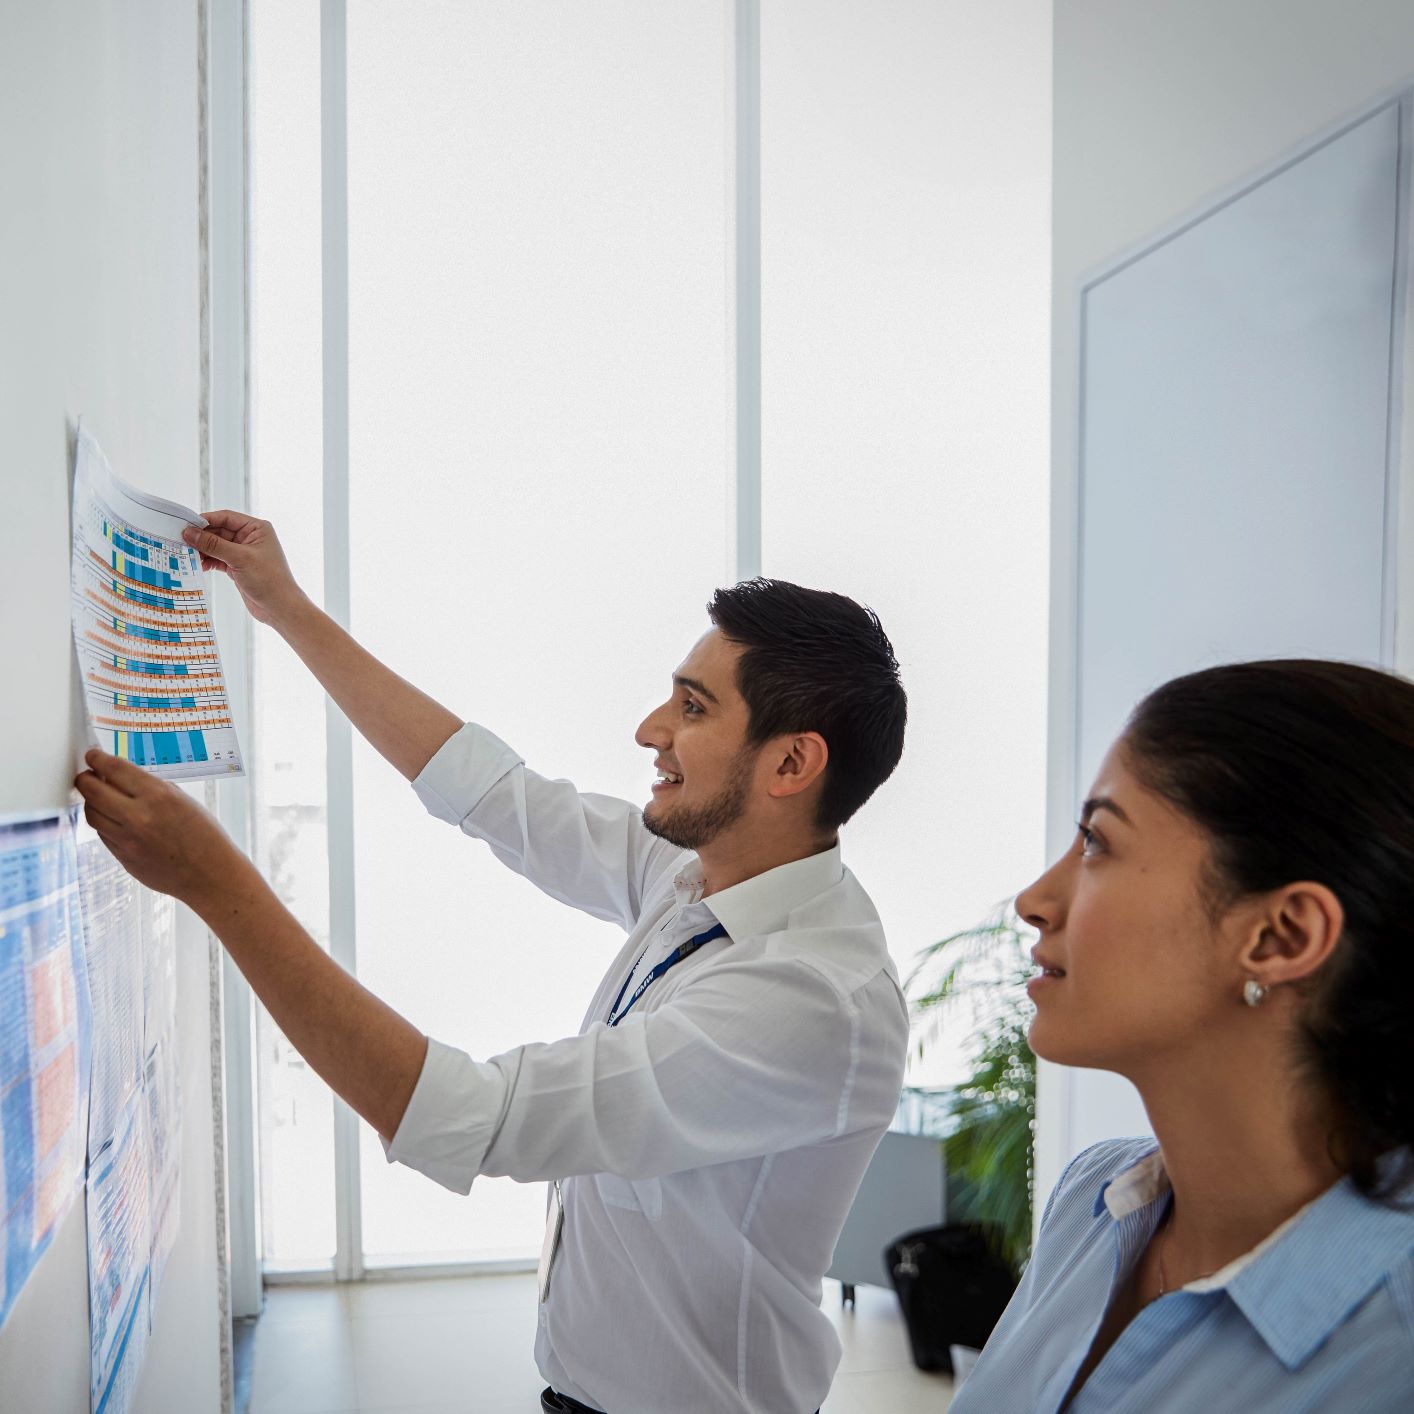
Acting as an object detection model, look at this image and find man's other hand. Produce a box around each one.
[74,749,252,906]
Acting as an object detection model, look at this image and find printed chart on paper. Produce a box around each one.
[0,816,91,1335]
[70,425,243,779]
[76,818,180,1414]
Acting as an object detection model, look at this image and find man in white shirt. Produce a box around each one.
[75,511,911,1414]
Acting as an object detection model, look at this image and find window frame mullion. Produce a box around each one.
[320,0,364,1286]
[732,0,763,581]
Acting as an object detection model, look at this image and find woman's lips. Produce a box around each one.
[1026,964,1066,998]
[1027,947,1066,998]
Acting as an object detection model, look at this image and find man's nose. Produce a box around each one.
[635,704,670,751]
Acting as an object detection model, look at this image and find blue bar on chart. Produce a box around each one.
[110,583,176,612]
[110,557,182,593]
[112,731,210,766]
[111,622,184,644]
[105,532,148,562]
[112,695,198,710]
[102,522,163,551]
[110,658,189,677]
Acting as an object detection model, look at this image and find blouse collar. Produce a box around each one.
[1093,1144,1414,1370]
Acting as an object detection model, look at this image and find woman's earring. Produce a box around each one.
[1243,979,1269,1008]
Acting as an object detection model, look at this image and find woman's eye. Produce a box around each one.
[1076,822,1101,856]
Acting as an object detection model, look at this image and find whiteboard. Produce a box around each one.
[1078,101,1402,788]
[1066,99,1405,1153]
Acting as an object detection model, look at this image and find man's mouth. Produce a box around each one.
[652,769,683,794]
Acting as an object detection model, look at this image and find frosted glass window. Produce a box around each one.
[249,0,337,1268]
[245,0,1052,1272]
[759,0,1051,1083]
[345,0,731,1262]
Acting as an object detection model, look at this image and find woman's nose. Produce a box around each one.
[1015,856,1065,932]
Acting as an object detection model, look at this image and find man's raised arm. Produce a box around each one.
[187,510,676,932]
[75,750,428,1140]
[185,511,461,780]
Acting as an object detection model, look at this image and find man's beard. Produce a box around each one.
[642,751,755,851]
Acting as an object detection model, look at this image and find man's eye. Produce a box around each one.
[683,699,703,715]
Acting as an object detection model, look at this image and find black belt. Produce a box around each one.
[539,1388,818,1414]
[541,1390,606,1414]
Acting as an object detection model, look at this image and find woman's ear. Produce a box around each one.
[1242,882,1345,989]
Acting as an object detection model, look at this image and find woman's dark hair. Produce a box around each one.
[707,578,907,832]
[1123,659,1414,1200]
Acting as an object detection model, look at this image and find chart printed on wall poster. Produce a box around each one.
[75,816,181,1414]
[70,422,243,779]
[0,815,91,1337]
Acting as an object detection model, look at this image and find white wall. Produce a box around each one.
[1042,0,1414,1201]
[758,0,1052,1084]
[0,1,225,1409]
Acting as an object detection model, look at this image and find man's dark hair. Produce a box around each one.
[707,578,906,832]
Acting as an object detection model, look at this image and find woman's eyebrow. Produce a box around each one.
[1081,795,1133,827]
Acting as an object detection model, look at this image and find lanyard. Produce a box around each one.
[606,921,728,1027]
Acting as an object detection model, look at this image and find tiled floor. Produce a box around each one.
[247,1272,951,1413]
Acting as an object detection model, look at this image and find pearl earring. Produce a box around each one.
[1243,979,1269,1008]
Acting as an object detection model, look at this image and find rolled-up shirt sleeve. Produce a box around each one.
[411,722,682,931]
[382,1037,507,1194]
[411,721,525,826]
[384,952,868,1194]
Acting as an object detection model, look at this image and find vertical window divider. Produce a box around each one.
[732,0,763,580]
[1383,91,1412,667]
[300,3,761,1281]
[210,0,262,1319]
[320,0,364,1285]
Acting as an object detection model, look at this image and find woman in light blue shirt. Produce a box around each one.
[953,660,1414,1414]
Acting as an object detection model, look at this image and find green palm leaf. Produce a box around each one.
[906,908,1036,1269]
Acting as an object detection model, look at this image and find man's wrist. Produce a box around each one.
[271,588,320,642]
[183,850,268,926]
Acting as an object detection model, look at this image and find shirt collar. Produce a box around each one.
[1223,1176,1414,1369]
[1093,1145,1414,1371]
[1095,1147,1169,1219]
[672,843,846,943]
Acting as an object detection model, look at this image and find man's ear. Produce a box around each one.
[766,732,829,801]
[1240,881,1344,990]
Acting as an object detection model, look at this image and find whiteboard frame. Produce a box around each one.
[1038,87,1414,1209]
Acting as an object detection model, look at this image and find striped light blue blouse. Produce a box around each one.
[950,1137,1414,1413]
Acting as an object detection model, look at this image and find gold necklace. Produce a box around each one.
[1155,1209,1217,1297]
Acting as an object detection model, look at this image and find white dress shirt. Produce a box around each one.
[384,723,910,1414]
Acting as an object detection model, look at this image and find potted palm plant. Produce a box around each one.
[906,907,1036,1270]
